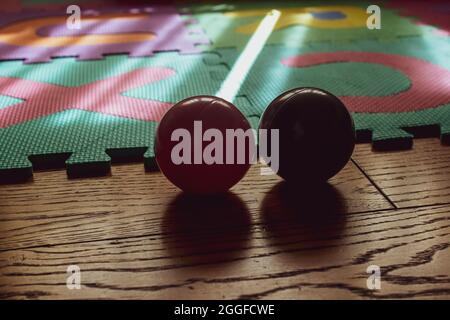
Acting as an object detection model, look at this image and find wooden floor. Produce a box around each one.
[0,138,449,299]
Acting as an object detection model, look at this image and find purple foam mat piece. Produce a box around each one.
[0,5,209,63]
[37,12,188,37]
[0,5,177,27]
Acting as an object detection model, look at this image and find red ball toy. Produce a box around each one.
[155,96,253,193]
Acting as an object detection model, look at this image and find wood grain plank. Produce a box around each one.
[0,204,448,299]
[0,161,391,251]
[353,139,450,208]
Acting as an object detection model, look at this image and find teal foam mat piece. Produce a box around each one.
[0,52,231,180]
[0,109,118,180]
[198,36,450,149]
[184,0,426,50]
[66,120,159,177]
[353,104,450,149]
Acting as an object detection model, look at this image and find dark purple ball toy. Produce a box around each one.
[259,87,355,183]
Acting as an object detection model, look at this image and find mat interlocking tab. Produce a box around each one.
[186,0,425,49]
[202,36,450,149]
[0,52,230,180]
[0,5,209,63]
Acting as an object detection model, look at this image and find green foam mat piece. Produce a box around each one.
[198,36,450,149]
[0,52,232,180]
[0,109,117,180]
[186,0,425,49]
[67,120,159,176]
[353,104,450,149]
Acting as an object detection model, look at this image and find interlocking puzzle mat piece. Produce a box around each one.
[66,119,160,177]
[185,0,425,49]
[0,52,231,180]
[0,5,209,63]
[75,110,263,176]
[201,36,450,149]
[18,0,170,10]
[387,0,450,36]
[4,1,177,14]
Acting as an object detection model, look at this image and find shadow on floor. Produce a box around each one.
[260,181,348,258]
[162,192,251,267]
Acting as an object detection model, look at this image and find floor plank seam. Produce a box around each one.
[351,158,398,209]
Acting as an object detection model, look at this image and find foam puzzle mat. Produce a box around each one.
[0,0,449,180]
[184,0,426,48]
[0,6,209,63]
